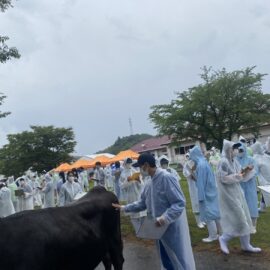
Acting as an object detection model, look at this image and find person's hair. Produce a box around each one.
[96,161,101,166]
[19,178,25,182]
[89,171,95,177]
[115,161,120,168]
[148,162,156,168]
[160,158,169,165]
[67,171,74,177]
[59,171,66,183]
[71,168,78,178]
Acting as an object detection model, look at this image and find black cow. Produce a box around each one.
[0,186,124,270]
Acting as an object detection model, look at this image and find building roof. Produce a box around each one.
[131,136,171,153]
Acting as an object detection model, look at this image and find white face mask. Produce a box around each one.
[232,149,239,157]
[68,176,74,182]
[140,167,149,177]
[126,164,132,169]
[161,164,168,169]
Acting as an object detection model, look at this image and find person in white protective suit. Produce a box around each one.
[120,158,146,230]
[94,162,106,187]
[0,182,15,217]
[239,135,253,156]
[18,178,34,211]
[104,165,114,192]
[112,161,123,199]
[59,171,82,206]
[263,137,270,156]
[120,158,144,204]
[251,142,270,212]
[158,155,181,181]
[217,140,261,255]
[29,175,43,208]
[42,174,55,208]
[78,168,90,192]
[209,147,221,173]
[7,176,18,213]
[183,153,205,229]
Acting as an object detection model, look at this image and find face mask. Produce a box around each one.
[140,167,149,177]
[161,164,168,169]
[68,176,74,182]
[126,164,132,169]
[232,149,239,157]
[238,152,244,158]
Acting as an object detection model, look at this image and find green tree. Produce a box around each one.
[0,0,20,63]
[0,0,20,119]
[0,36,20,63]
[0,0,12,12]
[0,126,77,177]
[0,93,10,118]
[150,67,270,149]
[97,133,153,155]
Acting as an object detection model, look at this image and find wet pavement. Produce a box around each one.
[96,241,270,270]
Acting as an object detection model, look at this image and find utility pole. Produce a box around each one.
[129,117,134,135]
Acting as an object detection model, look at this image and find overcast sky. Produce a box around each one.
[0,0,270,154]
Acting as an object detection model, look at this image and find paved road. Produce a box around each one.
[96,242,270,270]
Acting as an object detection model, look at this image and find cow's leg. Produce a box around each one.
[102,252,112,270]
[110,250,124,270]
[108,241,124,270]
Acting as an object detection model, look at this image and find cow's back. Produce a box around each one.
[0,187,123,270]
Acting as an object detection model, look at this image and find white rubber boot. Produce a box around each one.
[202,220,218,243]
[258,202,266,213]
[219,234,232,255]
[195,214,205,229]
[240,234,262,253]
[251,218,257,234]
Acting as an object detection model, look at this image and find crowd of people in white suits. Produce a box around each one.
[183,136,270,254]
[1,135,270,260]
[0,155,180,218]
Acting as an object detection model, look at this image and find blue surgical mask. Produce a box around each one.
[238,152,244,158]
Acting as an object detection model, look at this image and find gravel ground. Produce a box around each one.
[96,241,270,270]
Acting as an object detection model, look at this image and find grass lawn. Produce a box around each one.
[120,176,270,256]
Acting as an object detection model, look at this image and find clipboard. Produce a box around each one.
[135,216,169,240]
[241,166,253,174]
[74,192,87,201]
[258,185,270,207]
[129,172,141,181]
[15,189,25,197]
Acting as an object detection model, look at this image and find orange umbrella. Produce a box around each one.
[70,159,93,169]
[88,155,112,168]
[109,150,139,163]
[54,163,73,172]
